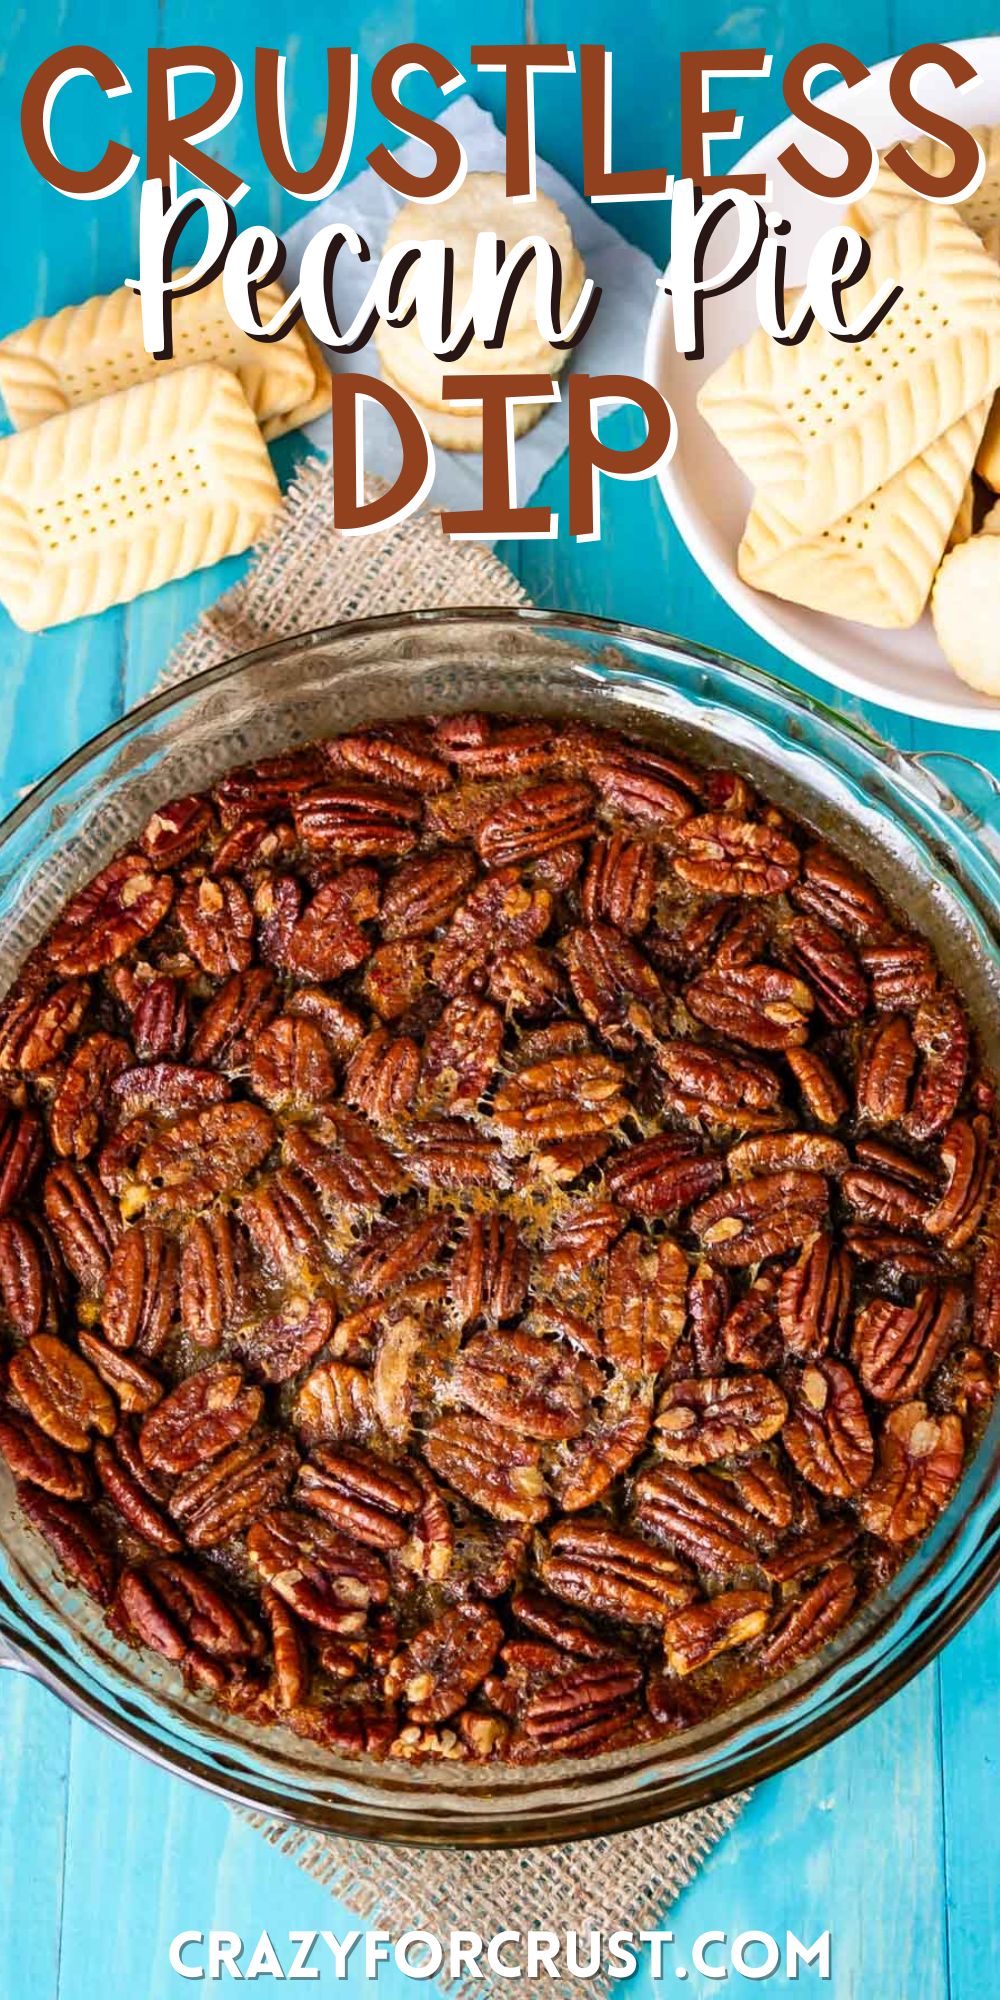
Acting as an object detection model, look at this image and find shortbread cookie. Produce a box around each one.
[0,275,318,436]
[0,363,280,632]
[847,125,1000,241]
[739,401,988,628]
[378,358,547,452]
[947,476,977,550]
[931,530,1000,692]
[382,173,580,338]
[260,322,332,441]
[375,172,581,448]
[374,258,583,413]
[699,203,1000,537]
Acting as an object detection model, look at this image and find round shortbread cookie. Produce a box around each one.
[373,289,579,415]
[379,358,548,453]
[931,532,1000,694]
[383,172,579,337]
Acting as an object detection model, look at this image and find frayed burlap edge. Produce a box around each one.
[153,457,747,1992]
[156,459,528,689]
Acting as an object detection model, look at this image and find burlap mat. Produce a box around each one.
[159,458,747,1992]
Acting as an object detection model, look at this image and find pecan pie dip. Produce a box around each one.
[0,711,997,1766]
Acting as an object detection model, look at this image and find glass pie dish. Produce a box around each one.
[0,605,998,1848]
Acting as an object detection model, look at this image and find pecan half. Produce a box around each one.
[294,781,423,860]
[792,845,887,940]
[137,1101,275,1213]
[492,1053,628,1149]
[605,1134,723,1216]
[856,1016,916,1125]
[476,782,595,870]
[726,1133,848,1181]
[19,1484,116,1603]
[293,1359,375,1445]
[385,1605,503,1723]
[550,1374,655,1510]
[10,1335,116,1450]
[634,1464,768,1577]
[582,834,657,934]
[562,924,663,1050]
[0,1406,92,1499]
[296,1444,421,1548]
[248,1016,336,1112]
[858,1404,965,1542]
[50,1033,131,1159]
[691,1170,829,1267]
[93,1431,181,1550]
[449,1214,528,1327]
[852,1285,965,1403]
[419,997,502,1111]
[170,1435,299,1548]
[176,874,253,977]
[102,1225,178,1354]
[787,916,868,1022]
[47,857,173,974]
[906,990,969,1142]
[663,1589,771,1675]
[423,1414,549,1523]
[140,1364,262,1475]
[520,1657,644,1753]
[381,851,477,940]
[131,980,189,1064]
[654,1042,785,1131]
[861,938,937,1011]
[785,1048,849,1127]
[603,1232,688,1375]
[672,814,799,896]
[247,1508,389,1631]
[189,968,280,1069]
[757,1562,856,1672]
[686,964,813,1051]
[77,1330,164,1414]
[452,1329,601,1441]
[179,1210,250,1349]
[240,1296,335,1385]
[540,1520,696,1624]
[43,1161,120,1289]
[778,1233,852,1360]
[781,1361,874,1498]
[924,1117,994,1250]
[655,1373,788,1463]
[0,1217,56,1340]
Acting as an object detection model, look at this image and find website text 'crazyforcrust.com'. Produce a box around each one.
[168,1927,833,1981]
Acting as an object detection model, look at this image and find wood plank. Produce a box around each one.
[937,1593,1000,2000]
[665,1665,950,2000]
[0,1675,68,1998]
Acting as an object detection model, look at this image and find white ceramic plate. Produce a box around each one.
[644,35,1000,728]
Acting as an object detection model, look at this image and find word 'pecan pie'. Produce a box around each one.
[0,710,996,1765]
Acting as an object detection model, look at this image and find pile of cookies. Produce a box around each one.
[697,123,1000,695]
[374,172,583,452]
[0,277,330,632]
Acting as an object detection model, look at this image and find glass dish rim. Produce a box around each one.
[0,601,997,1847]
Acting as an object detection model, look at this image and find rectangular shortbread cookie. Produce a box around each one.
[0,275,324,438]
[846,125,1000,242]
[738,400,989,629]
[698,202,1000,536]
[0,363,281,632]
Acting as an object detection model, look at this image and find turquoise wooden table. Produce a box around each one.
[1,5,998,1996]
